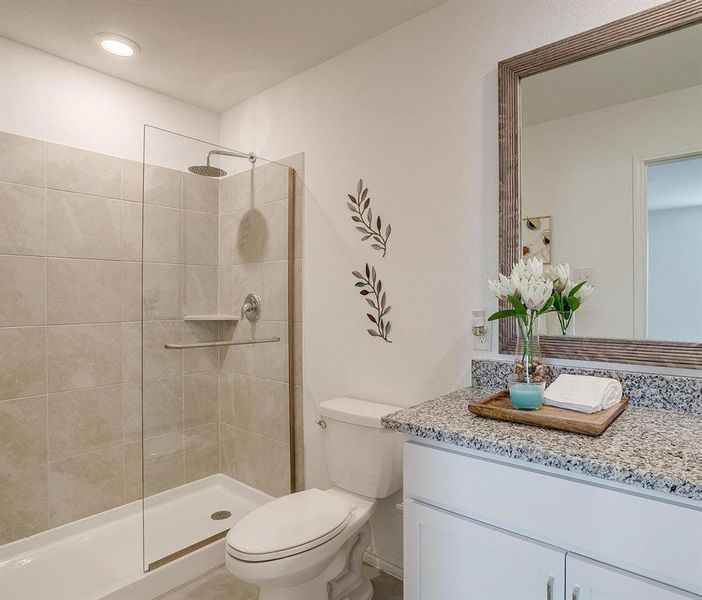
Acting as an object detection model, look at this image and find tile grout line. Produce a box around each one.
[0,252,219,266]
[0,318,213,330]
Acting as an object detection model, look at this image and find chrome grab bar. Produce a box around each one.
[164,337,280,350]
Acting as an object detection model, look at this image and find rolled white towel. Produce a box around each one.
[543,374,623,414]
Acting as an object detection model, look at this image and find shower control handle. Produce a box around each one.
[241,293,262,322]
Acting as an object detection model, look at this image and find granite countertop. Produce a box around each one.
[382,387,702,502]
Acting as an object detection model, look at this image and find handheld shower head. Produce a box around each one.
[188,149,256,178]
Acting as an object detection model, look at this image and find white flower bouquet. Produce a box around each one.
[488,257,554,317]
[487,258,594,394]
[545,262,593,335]
[488,257,593,335]
[487,258,554,385]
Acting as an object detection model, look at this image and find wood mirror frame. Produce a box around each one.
[498,0,702,369]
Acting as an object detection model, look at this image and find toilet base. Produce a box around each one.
[249,522,373,600]
[332,575,373,600]
[258,576,328,600]
[257,576,372,600]
[328,522,373,600]
[352,578,374,600]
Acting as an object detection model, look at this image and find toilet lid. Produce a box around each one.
[226,489,352,562]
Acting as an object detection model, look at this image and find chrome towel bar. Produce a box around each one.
[164,337,280,350]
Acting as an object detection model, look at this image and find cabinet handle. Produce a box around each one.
[571,585,581,600]
[546,576,555,600]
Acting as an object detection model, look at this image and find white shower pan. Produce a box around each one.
[0,475,270,600]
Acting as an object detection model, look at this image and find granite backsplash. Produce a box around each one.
[472,359,702,415]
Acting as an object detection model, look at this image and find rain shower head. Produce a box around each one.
[188,149,256,178]
[188,164,227,177]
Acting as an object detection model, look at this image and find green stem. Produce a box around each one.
[557,310,573,335]
[517,311,539,382]
[526,313,534,375]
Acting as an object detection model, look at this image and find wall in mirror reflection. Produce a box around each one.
[520,22,702,343]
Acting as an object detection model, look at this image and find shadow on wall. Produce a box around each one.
[237,208,268,262]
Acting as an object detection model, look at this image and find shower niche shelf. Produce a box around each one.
[183,314,240,322]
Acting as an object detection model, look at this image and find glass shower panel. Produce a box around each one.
[141,126,295,571]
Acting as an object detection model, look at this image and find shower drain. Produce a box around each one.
[211,510,232,521]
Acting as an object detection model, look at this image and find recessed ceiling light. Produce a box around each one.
[95,33,140,57]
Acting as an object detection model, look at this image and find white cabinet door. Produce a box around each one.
[404,499,566,600]
[565,554,699,600]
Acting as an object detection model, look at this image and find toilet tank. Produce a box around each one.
[319,397,403,499]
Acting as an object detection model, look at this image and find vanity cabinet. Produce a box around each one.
[403,441,702,600]
[405,499,694,599]
[566,555,695,600]
[404,499,565,600]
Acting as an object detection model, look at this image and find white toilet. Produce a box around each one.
[225,397,403,600]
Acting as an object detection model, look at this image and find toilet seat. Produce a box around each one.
[226,489,352,562]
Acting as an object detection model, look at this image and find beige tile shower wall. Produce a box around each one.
[0,131,220,544]
[218,156,304,497]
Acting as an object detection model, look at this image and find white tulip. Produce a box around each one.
[548,262,571,292]
[521,277,554,311]
[526,257,544,278]
[511,257,544,281]
[512,276,530,299]
[487,273,517,300]
[566,280,593,303]
[578,282,593,303]
[511,259,528,281]
[509,271,523,297]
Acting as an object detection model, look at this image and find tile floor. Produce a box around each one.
[158,563,402,599]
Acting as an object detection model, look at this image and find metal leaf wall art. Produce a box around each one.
[352,263,392,343]
[346,179,391,256]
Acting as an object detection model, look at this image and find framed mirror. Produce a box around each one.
[498,0,702,369]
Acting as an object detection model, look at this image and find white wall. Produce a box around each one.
[0,36,220,162]
[218,0,665,570]
[522,84,702,339]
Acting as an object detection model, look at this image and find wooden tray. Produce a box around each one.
[468,389,628,436]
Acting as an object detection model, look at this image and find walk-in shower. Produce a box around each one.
[0,125,304,600]
[140,126,301,576]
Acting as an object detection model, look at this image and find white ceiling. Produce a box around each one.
[0,0,445,113]
[522,22,702,126]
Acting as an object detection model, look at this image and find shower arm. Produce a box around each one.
[207,149,256,167]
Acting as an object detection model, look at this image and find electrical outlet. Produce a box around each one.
[573,268,595,286]
[473,322,492,351]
